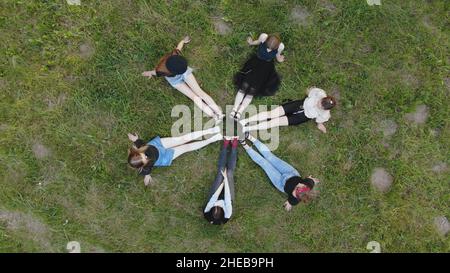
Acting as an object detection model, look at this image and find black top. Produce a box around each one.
[284,176,302,206]
[134,139,159,176]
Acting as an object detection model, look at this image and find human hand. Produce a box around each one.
[247,36,253,45]
[183,36,191,44]
[142,71,154,78]
[277,54,285,63]
[308,175,320,184]
[127,133,139,142]
[317,123,327,133]
[144,175,153,186]
[283,201,292,212]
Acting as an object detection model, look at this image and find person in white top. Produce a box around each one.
[241,87,336,133]
[203,138,238,225]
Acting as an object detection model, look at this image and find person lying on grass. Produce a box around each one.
[240,134,319,211]
[127,127,222,186]
[142,36,224,123]
[230,33,286,121]
[204,137,238,225]
[241,87,336,134]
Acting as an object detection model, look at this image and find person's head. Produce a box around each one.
[166,55,188,75]
[127,146,149,169]
[321,96,336,110]
[204,206,228,225]
[266,34,281,51]
[294,177,318,203]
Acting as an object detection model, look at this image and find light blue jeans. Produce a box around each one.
[165,67,193,87]
[245,140,299,192]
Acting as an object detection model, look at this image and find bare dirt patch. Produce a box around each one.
[434,216,449,236]
[290,6,311,26]
[329,86,341,101]
[32,142,52,159]
[342,156,353,171]
[361,44,373,54]
[64,75,78,83]
[46,93,67,109]
[0,123,8,132]
[401,72,419,88]
[422,15,438,33]
[79,42,95,59]
[340,119,354,129]
[431,162,448,174]
[0,209,53,250]
[0,77,8,89]
[212,17,232,35]
[444,77,450,93]
[430,128,441,137]
[404,104,429,125]
[287,140,308,152]
[320,0,337,13]
[370,168,393,193]
[379,119,398,137]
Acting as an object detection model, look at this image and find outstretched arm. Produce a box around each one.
[221,169,233,219]
[204,183,225,213]
[207,143,229,199]
[176,36,191,51]
[276,43,285,62]
[317,122,327,133]
[144,175,153,186]
[142,70,156,78]
[247,33,268,46]
[283,201,292,211]
[127,133,146,147]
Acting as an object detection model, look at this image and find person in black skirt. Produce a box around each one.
[230,33,285,120]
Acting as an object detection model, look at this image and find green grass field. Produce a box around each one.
[0,0,449,252]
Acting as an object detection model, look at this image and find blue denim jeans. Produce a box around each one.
[147,137,174,167]
[245,140,299,192]
[208,141,237,201]
[165,67,193,87]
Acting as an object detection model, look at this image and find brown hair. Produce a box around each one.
[127,146,149,169]
[266,34,281,50]
[321,96,336,110]
[297,189,319,204]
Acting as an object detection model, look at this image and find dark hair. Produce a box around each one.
[166,55,188,75]
[321,96,336,110]
[300,178,315,190]
[266,34,281,50]
[128,146,148,169]
[203,206,228,225]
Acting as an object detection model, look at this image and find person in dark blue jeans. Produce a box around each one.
[204,138,238,224]
[241,134,320,211]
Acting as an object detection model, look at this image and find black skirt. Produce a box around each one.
[233,54,281,97]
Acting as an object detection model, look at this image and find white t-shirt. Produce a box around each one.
[303,88,331,123]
